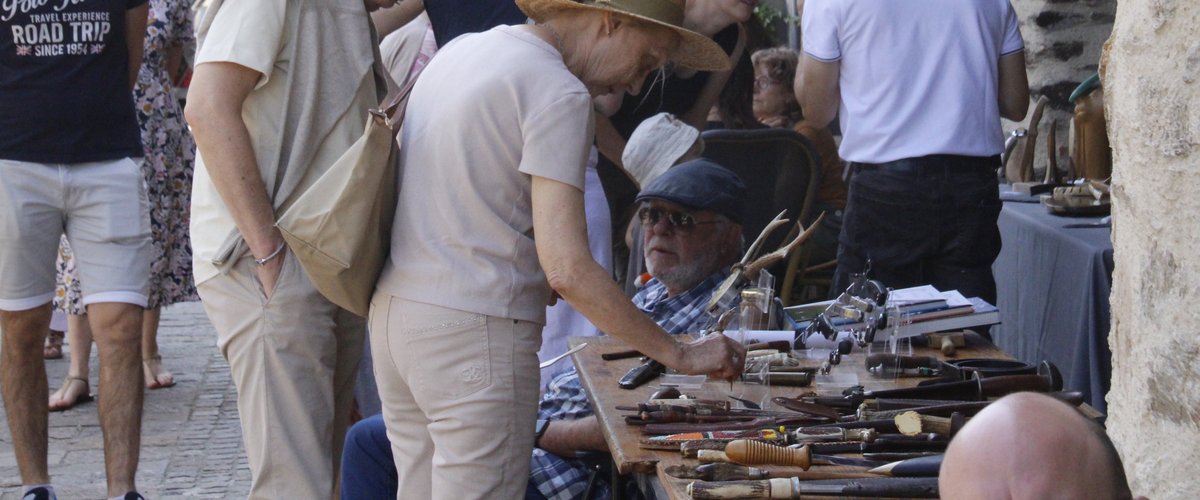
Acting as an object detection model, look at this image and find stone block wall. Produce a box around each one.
[1105,0,1200,497]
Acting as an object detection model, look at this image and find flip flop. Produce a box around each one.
[143,354,176,389]
[48,376,94,412]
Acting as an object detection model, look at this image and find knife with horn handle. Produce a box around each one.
[867,454,944,477]
[789,427,877,444]
[860,391,1087,420]
[894,411,967,437]
[825,363,1063,407]
[805,419,900,434]
[665,463,770,481]
[687,477,940,499]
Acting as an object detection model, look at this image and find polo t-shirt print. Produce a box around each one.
[0,0,145,163]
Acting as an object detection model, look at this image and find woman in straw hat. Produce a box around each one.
[369,0,745,497]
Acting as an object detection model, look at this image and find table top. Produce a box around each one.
[570,335,1036,499]
[1000,195,1112,254]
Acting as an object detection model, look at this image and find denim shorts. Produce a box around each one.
[0,157,152,310]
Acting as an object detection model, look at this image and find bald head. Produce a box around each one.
[939,392,1134,500]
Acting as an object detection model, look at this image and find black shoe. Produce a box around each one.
[22,487,52,500]
[123,493,145,500]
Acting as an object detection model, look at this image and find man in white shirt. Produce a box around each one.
[798,0,1030,305]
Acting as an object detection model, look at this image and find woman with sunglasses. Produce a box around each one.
[752,46,848,274]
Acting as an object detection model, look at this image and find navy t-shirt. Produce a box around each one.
[0,0,146,163]
[424,0,525,48]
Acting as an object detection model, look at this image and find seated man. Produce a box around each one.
[940,392,1143,500]
[342,159,747,499]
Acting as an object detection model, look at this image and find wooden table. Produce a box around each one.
[569,334,1021,499]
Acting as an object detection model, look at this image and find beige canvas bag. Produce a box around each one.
[275,75,417,317]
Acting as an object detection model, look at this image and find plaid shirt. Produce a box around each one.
[530,270,737,500]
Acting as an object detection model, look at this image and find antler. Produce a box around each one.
[740,210,789,266]
[743,212,827,280]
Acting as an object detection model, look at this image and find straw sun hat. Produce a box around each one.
[516,0,732,71]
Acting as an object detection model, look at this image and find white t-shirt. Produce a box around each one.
[375,25,593,324]
[802,0,1024,164]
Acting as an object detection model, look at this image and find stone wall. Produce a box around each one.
[1009,0,1116,177]
[1104,0,1200,497]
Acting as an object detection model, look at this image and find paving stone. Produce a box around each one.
[0,303,252,498]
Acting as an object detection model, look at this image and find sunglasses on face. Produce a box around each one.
[638,207,724,233]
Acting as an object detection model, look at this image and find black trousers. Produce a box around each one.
[831,155,1002,305]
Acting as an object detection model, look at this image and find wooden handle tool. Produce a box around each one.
[894,411,967,437]
[724,439,811,470]
[688,478,796,499]
[689,477,941,499]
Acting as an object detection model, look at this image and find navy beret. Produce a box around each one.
[634,158,746,224]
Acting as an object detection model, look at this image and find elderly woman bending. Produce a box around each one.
[370,0,745,497]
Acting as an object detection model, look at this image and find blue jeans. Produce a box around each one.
[832,155,1002,305]
[340,415,548,500]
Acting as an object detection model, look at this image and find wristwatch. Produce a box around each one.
[534,419,550,448]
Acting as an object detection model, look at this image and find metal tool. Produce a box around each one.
[894,411,967,437]
[539,342,588,369]
[867,454,944,477]
[687,477,940,499]
[664,463,769,481]
[618,359,664,390]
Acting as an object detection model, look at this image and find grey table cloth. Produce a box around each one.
[991,198,1114,413]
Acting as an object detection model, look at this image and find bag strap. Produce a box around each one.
[370,50,434,134]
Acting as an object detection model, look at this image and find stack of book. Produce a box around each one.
[783,284,999,338]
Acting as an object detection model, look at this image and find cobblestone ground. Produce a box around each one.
[0,302,251,499]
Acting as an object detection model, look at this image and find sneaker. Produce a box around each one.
[22,487,52,500]
[122,493,145,500]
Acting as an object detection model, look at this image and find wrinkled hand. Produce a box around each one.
[674,333,746,381]
[254,251,285,301]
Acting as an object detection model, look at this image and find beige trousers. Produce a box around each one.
[370,293,541,499]
[198,250,364,499]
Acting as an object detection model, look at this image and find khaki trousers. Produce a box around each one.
[370,294,541,499]
[198,250,364,499]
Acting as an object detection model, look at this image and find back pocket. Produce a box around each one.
[408,313,491,401]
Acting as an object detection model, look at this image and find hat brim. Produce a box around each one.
[516,0,733,72]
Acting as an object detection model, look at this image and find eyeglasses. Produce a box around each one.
[638,207,724,233]
[753,78,782,93]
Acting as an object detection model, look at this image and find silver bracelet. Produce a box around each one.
[254,242,286,267]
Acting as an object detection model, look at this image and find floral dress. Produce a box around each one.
[55,0,199,314]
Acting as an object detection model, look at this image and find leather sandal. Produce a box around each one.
[48,376,93,412]
[43,330,64,360]
[143,353,176,389]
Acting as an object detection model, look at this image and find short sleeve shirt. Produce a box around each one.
[802,0,1024,163]
[0,0,146,163]
[422,0,525,47]
[189,0,377,284]
[376,25,593,324]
